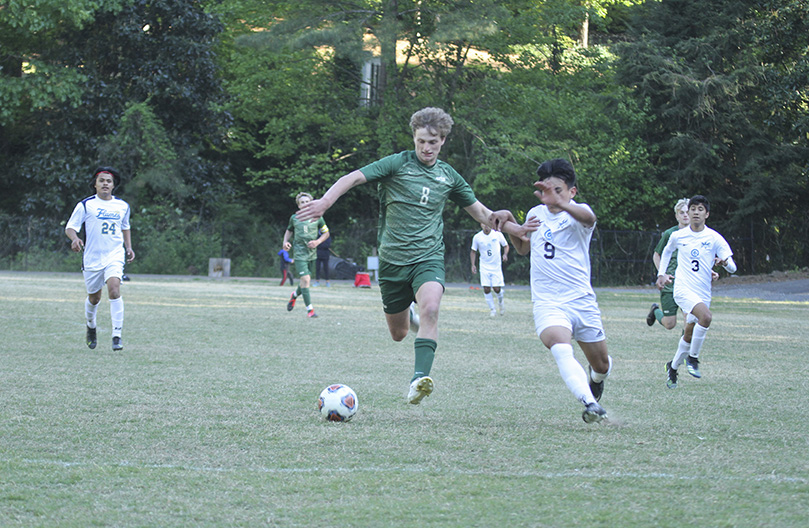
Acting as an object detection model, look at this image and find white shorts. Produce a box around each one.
[83,263,124,294]
[673,288,711,316]
[533,295,606,343]
[479,268,504,288]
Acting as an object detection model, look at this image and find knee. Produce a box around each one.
[700,311,713,327]
[662,318,676,330]
[390,329,408,342]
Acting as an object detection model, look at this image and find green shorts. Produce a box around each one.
[659,287,680,317]
[379,259,445,314]
[295,259,316,278]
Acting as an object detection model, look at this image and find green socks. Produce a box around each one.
[412,338,437,382]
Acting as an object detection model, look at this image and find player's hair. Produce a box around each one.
[674,198,689,213]
[688,194,710,212]
[409,107,453,138]
[295,192,313,205]
[536,158,577,188]
[90,166,121,190]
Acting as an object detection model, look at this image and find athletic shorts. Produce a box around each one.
[674,287,711,316]
[479,268,504,288]
[83,263,124,294]
[379,259,445,314]
[659,288,680,317]
[295,259,316,277]
[533,294,606,343]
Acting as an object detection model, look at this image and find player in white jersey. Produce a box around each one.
[65,167,135,351]
[656,195,736,388]
[470,223,509,316]
[502,158,612,424]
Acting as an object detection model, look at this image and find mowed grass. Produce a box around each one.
[1,271,807,527]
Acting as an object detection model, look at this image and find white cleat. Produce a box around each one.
[407,376,434,405]
[490,309,497,317]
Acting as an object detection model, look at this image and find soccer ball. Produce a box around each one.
[317,384,358,422]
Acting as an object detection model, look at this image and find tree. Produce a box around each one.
[615,0,809,270]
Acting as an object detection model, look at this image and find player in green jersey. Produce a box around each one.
[646,198,690,330]
[297,107,536,405]
[282,192,330,318]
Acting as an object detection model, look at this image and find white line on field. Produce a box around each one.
[9,458,807,484]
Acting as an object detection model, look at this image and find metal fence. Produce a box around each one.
[0,214,782,285]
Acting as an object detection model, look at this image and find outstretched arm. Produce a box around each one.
[297,170,367,221]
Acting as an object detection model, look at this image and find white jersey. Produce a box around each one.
[66,195,131,271]
[658,225,733,303]
[471,230,507,273]
[528,202,596,304]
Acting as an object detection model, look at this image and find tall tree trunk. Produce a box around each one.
[580,12,589,48]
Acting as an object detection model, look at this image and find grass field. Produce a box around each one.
[1,271,808,527]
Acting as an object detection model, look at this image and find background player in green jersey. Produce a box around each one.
[282,192,330,318]
[647,198,690,330]
[297,107,536,404]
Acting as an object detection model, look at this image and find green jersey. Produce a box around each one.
[655,225,680,292]
[287,214,328,262]
[360,151,477,266]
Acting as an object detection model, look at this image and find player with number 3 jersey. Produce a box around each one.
[656,195,736,388]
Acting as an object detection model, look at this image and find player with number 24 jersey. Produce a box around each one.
[66,195,131,271]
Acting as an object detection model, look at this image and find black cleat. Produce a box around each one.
[112,336,123,351]
[582,402,607,423]
[588,365,604,402]
[686,355,701,378]
[666,361,678,389]
[646,303,659,326]
[86,326,97,349]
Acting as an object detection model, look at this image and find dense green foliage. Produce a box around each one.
[1,0,806,279]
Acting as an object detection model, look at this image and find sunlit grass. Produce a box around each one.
[1,271,807,527]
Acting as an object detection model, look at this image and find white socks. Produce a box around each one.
[671,324,708,369]
[109,297,124,338]
[85,298,98,329]
[590,355,613,383]
[484,292,495,310]
[551,343,595,405]
[689,324,709,359]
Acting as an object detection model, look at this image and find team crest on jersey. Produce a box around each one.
[542,228,553,241]
[690,248,700,258]
[96,209,121,220]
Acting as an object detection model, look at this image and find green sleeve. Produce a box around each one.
[448,166,477,208]
[360,152,407,183]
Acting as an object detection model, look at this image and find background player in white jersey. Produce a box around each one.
[65,167,135,351]
[470,222,509,316]
[296,107,537,405]
[504,158,612,424]
[656,195,736,388]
